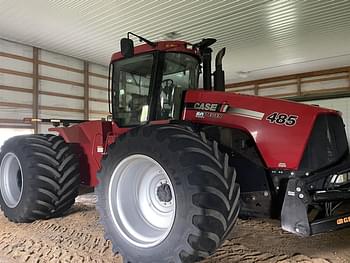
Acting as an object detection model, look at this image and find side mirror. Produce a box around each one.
[120,38,134,58]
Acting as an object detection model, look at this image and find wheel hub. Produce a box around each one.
[156,182,172,203]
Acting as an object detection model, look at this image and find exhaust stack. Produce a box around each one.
[214,48,226,92]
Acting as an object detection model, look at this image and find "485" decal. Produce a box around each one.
[266,112,298,126]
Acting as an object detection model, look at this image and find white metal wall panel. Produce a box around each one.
[0,73,32,89]
[89,113,108,121]
[40,65,84,83]
[0,57,33,73]
[39,80,84,96]
[38,49,85,125]
[0,108,33,120]
[40,50,83,70]
[0,38,109,133]
[0,39,33,58]
[0,90,32,105]
[0,38,33,128]
[89,62,108,117]
[89,63,108,76]
[259,80,297,96]
[90,88,107,100]
[304,98,350,142]
[39,109,84,120]
[39,94,83,110]
[90,101,108,114]
[89,75,107,88]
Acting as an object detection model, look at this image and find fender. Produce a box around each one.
[50,121,129,186]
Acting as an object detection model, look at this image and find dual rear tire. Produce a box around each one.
[0,134,80,222]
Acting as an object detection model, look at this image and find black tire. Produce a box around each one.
[96,124,240,263]
[0,134,80,222]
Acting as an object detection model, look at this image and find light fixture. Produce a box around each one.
[164,32,181,39]
[236,71,250,78]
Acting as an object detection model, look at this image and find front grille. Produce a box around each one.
[299,114,348,172]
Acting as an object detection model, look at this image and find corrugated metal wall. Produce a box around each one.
[2,37,350,143]
[226,67,350,98]
[0,38,109,134]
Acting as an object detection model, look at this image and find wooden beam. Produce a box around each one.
[39,75,84,87]
[0,52,33,62]
[226,87,254,93]
[33,47,39,133]
[39,90,84,100]
[297,77,301,97]
[84,62,89,119]
[258,81,297,90]
[226,66,350,88]
[0,101,33,109]
[89,97,108,103]
[300,75,348,84]
[89,72,108,79]
[0,85,33,94]
[0,118,26,124]
[90,110,109,115]
[0,68,33,78]
[254,84,259,95]
[39,105,84,113]
[89,85,108,91]
[301,86,350,96]
[39,60,84,74]
[290,91,350,102]
[268,92,298,98]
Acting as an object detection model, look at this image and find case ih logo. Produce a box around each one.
[186,102,265,121]
[337,216,350,225]
[191,103,229,113]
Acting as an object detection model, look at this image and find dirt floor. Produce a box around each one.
[0,194,349,263]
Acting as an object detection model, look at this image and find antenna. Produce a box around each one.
[127,32,156,47]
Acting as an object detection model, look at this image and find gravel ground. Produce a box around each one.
[0,193,349,263]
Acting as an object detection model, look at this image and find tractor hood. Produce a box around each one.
[183,90,346,171]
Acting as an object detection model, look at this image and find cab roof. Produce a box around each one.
[111,41,199,62]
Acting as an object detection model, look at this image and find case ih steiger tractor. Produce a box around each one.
[1,32,350,262]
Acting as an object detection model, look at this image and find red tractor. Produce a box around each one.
[1,33,350,262]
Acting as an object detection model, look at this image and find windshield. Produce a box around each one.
[158,53,199,119]
[112,52,199,127]
[112,54,154,126]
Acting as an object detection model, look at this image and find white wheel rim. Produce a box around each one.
[108,154,176,248]
[0,152,24,208]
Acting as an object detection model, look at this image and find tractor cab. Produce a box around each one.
[109,33,225,127]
